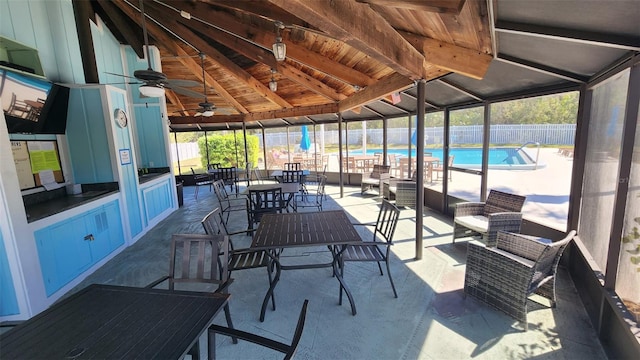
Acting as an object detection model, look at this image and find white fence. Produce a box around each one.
[171,124,576,162]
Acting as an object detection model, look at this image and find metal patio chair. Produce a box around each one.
[339,200,401,303]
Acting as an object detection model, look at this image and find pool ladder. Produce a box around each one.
[516,141,541,170]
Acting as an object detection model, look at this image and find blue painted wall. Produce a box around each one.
[66,88,114,183]
[134,106,168,168]
[0,0,84,83]
[0,231,19,316]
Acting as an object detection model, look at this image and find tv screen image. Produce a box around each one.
[0,68,68,134]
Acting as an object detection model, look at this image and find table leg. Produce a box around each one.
[208,330,216,360]
[333,245,357,316]
[260,252,281,322]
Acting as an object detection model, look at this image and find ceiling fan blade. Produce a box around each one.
[165,79,201,87]
[104,71,137,80]
[169,86,209,99]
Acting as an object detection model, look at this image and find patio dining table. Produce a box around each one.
[0,284,229,360]
[251,210,362,321]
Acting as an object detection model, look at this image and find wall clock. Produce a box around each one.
[114,108,128,128]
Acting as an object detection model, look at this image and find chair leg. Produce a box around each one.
[385,259,398,298]
[194,185,199,200]
[338,257,345,305]
[376,261,384,276]
[222,304,238,344]
[266,264,276,311]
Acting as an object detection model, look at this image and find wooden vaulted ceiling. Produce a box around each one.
[83,0,493,129]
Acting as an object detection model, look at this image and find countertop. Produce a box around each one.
[25,190,118,223]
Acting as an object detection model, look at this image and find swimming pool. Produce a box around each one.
[345,148,544,170]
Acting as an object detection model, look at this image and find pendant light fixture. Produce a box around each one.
[269,68,278,92]
[272,21,286,61]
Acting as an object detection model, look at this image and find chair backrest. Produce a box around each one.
[247,187,283,224]
[374,200,401,244]
[201,208,228,236]
[447,155,455,166]
[281,170,303,183]
[219,167,237,184]
[208,163,221,170]
[212,180,231,203]
[284,162,301,171]
[370,164,391,179]
[167,234,229,290]
[483,189,526,216]
[532,230,576,282]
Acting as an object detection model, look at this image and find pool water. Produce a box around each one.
[347,148,540,169]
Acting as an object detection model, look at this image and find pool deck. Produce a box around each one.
[324,148,572,230]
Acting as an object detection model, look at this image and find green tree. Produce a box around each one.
[197,133,259,168]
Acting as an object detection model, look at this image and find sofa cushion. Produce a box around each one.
[455,215,488,233]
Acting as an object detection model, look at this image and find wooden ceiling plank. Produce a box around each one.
[163,0,376,87]
[176,12,279,69]
[142,2,293,109]
[355,0,466,14]
[267,0,426,80]
[200,0,316,31]
[401,31,492,80]
[170,114,245,125]
[174,45,250,114]
[96,0,145,59]
[338,73,413,112]
[277,62,347,101]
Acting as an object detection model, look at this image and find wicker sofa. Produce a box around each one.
[453,189,526,247]
[464,230,576,330]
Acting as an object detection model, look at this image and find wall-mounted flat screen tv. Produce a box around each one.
[0,68,69,134]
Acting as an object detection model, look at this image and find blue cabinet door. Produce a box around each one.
[104,201,125,251]
[88,201,124,262]
[35,216,92,296]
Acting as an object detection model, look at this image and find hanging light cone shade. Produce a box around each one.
[269,78,278,91]
[139,84,165,97]
[202,109,215,117]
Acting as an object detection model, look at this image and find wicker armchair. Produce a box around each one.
[453,189,526,247]
[361,164,390,195]
[464,230,576,330]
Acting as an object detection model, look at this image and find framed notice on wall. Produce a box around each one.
[11,140,64,190]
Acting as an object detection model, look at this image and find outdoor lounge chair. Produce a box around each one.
[464,230,576,330]
[453,189,526,247]
[361,164,390,195]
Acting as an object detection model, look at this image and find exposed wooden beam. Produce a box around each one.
[401,31,492,80]
[143,2,292,109]
[170,103,339,124]
[355,0,466,14]
[200,0,316,30]
[244,104,339,122]
[338,73,413,112]
[267,0,427,80]
[95,0,144,59]
[160,0,375,87]
[72,0,99,83]
[277,62,346,101]
[170,114,245,125]
[165,89,190,116]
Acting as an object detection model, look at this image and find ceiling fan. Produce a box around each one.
[193,53,215,116]
[106,0,203,98]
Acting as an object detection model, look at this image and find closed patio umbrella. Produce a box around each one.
[300,125,311,152]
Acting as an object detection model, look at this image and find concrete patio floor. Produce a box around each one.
[70,183,606,360]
